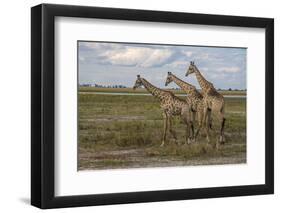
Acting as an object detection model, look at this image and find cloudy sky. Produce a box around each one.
[78,41,247,90]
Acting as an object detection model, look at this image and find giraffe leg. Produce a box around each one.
[168,117,177,142]
[192,109,196,127]
[181,115,192,145]
[186,109,195,143]
[186,120,191,145]
[161,112,168,147]
[189,120,195,143]
[215,111,226,150]
[218,114,226,144]
[194,110,203,141]
[208,110,213,130]
[203,107,211,143]
[191,110,197,142]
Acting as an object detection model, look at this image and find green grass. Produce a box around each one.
[78,91,246,170]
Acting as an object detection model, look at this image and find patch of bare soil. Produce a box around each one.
[81,115,146,122]
[78,147,246,171]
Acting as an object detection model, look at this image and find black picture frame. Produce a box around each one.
[31,3,274,209]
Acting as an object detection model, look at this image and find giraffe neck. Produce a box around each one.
[194,66,213,93]
[140,78,165,100]
[171,74,196,94]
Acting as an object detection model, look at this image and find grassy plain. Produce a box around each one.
[78,88,246,170]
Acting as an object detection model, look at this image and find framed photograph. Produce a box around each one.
[31,3,274,209]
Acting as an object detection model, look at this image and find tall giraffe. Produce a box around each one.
[165,72,211,142]
[133,75,194,146]
[186,61,226,147]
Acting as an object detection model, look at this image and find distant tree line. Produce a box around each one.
[79,83,246,91]
[169,87,246,91]
[80,83,127,88]
[218,88,247,91]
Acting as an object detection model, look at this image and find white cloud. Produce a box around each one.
[164,60,188,68]
[81,42,122,50]
[199,67,209,71]
[208,72,226,79]
[100,47,173,68]
[217,66,240,73]
[182,50,193,57]
[195,53,210,60]
[141,49,173,67]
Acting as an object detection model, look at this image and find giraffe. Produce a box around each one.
[165,72,211,142]
[186,61,226,148]
[133,75,194,146]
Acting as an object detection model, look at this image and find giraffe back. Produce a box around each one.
[161,92,189,116]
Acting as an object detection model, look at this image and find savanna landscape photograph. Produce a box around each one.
[78,41,247,170]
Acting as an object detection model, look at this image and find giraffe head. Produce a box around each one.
[165,72,173,86]
[133,75,143,90]
[186,61,196,76]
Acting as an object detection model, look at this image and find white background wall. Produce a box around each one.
[0,0,279,212]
